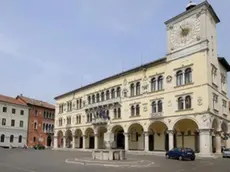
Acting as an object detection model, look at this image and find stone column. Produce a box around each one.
[215,132,222,154]
[144,132,149,151]
[199,129,212,156]
[83,135,86,149]
[63,137,66,148]
[94,134,99,149]
[72,136,75,149]
[168,130,174,150]
[53,136,57,148]
[124,133,129,151]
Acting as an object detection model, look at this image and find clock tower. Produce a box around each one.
[165,1,220,61]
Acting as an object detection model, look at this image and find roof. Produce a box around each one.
[0,94,27,106]
[218,57,230,72]
[165,1,220,25]
[17,95,55,109]
[54,57,167,100]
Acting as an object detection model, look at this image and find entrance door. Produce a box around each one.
[80,137,83,148]
[47,135,52,147]
[165,133,169,151]
[117,133,124,149]
[149,134,154,151]
[89,136,94,149]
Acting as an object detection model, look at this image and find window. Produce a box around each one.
[176,70,183,86]
[136,105,140,116]
[101,92,105,101]
[59,104,64,114]
[106,110,109,119]
[44,111,46,118]
[114,109,117,119]
[152,102,157,113]
[0,134,5,142]
[221,73,227,93]
[19,121,24,127]
[11,120,15,127]
[34,122,37,129]
[10,135,14,143]
[136,82,140,96]
[223,99,227,115]
[79,99,82,108]
[76,100,79,109]
[158,100,163,112]
[90,113,92,122]
[96,93,100,102]
[67,101,72,111]
[185,68,192,84]
[117,87,121,97]
[131,106,135,116]
[106,90,110,100]
[2,118,6,126]
[185,96,192,109]
[2,107,7,112]
[88,96,91,104]
[130,84,135,97]
[43,123,46,131]
[35,110,38,116]
[178,97,184,110]
[20,110,24,115]
[92,95,95,103]
[118,108,121,118]
[67,116,71,125]
[111,89,115,99]
[213,93,218,110]
[158,76,163,90]
[33,137,36,142]
[59,118,62,126]
[87,114,90,122]
[18,135,22,143]
[211,65,217,86]
[12,108,16,114]
[151,78,156,92]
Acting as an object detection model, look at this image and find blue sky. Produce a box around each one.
[0,0,229,104]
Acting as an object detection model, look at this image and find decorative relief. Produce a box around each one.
[202,114,211,127]
[197,97,203,106]
[168,101,172,107]
[143,105,148,112]
[166,75,172,83]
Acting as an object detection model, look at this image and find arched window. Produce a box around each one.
[96,93,100,102]
[158,76,163,90]
[111,89,115,99]
[118,108,121,118]
[151,78,156,92]
[136,105,140,116]
[34,122,37,129]
[79,99,82,108]
[178,97,184,110]
[106,110,110,119]
[88,96,91,104]
[185,68,192,84]
[92,95,95,103]
[79,116,81,123]
[87,114,90,122]
[101,92,104,101]
[116,87,121,97]
[0,134,5,142]
[158,100,163,112]
[43,123,45,131]
[136,82,140,96]
[152,101,156,113]
[131,106,135,116]
[76,100,79,109]
[114,109,117,119]
[185,95,192,109]
[46,124,48,131]
[90,113,92,122]
[10,135,14,143]
[176,70,183,86]
[18,135,22,143]
[130,83,135,97]
[106,90,110,100]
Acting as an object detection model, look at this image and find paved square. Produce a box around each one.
[0,148,229,172]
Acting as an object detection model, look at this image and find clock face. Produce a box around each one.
[170,16,201,50]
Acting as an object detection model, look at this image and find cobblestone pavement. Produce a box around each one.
[0,148,229,172]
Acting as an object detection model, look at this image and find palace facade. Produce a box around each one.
[54,1,230,157]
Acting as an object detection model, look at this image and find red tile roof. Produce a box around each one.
[0,94,27,106]
[16,95,55,109]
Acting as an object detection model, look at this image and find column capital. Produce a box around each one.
[143,131,149,136]
[123,133,129,136]
[166,130,174,134]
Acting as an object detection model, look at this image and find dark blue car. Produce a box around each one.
[165,147,195,161]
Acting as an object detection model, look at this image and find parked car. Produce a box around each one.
[165,147,195,161]
[33,144,45,150]
[222,148,230,158]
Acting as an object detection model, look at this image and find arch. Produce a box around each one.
[212,118,219,130]
[112,125,124,149]
[85,127,94,149]
[57,130,63,148]
[221,121,228,133]
[173,118,199,152]
[127,123,144,150]
[148,121,168,132]
[74,129,83,149]
[65,130,72,148]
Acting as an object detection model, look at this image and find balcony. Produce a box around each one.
[150,112,163,118]
[92,118,108,125]
[86,97,121,109]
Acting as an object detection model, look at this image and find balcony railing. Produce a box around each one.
[86,97,121,109]
[150,112,163,118]
[92,118,108,125]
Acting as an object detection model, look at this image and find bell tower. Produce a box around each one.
[165,1,220,61]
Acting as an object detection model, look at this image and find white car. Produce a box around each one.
[222,148,230,158]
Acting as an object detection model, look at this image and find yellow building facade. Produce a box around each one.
[54,1,230,157]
